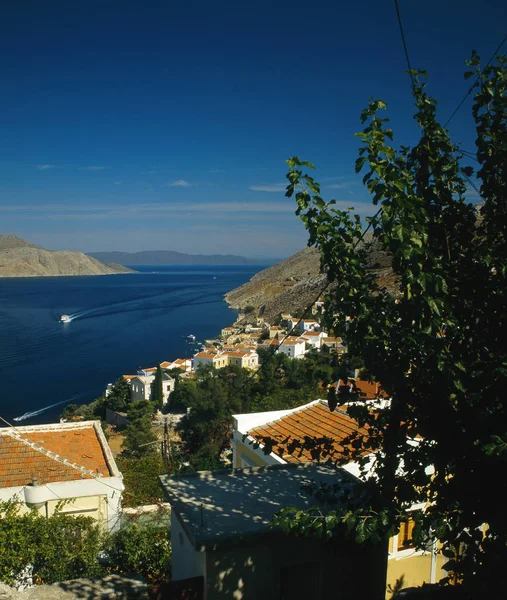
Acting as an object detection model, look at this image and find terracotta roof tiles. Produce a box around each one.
[0,423,111,488]
[248,401,368,463]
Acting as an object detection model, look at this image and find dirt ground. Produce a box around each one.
[105,428,125,457]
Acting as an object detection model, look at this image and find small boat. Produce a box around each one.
[187,334,196,341]
[60,315,71,323]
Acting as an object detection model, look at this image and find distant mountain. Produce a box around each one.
[87,250,264,266]
[0,235,136,278]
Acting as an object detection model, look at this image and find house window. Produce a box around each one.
[397,515,416,551]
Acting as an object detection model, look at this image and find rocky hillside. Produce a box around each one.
[224,238,397,324]
[0,235,135,278]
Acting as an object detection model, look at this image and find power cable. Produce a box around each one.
[393,0,417,94]
[461,169,485,201]
[444,33,507,128]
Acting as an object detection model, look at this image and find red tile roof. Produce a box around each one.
[334,378,387,400]
[0,423,111,488]
[248,401,367,463]
[194,352,216,359]
[280,336,302,345]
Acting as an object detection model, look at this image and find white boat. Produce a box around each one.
[187,334,196,341]
[60,314,71,323]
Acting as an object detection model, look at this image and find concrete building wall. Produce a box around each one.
[130,377,153,402]
[171,512,206,582]
[204,534,387,600]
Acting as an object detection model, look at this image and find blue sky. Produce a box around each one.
[1,1,505,258]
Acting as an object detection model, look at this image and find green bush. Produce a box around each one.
[0,501,104,586]
[103,523,171,584]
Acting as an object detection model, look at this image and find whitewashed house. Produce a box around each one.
[296,318,320,333]
[277,336,307,359]
[0,421,124,531]
[301,330,328,349]
[160,358,193,373]
[130,373,174,405]
[130,375,154,401]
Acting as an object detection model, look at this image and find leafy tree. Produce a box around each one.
[122,400,158,458]
[177,366,237,471]
[60,395,107,422]
[281,55,507,594]
[153,365,164,411]
[105,377,131,412]
[116,454,167,507]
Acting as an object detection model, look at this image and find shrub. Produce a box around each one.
[0,500,104,586]
[103,523,171,584]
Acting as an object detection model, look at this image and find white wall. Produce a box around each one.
[171,511,207,582]
[0,475,124,531]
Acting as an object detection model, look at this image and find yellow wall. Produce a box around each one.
[235,440,272,468]
[46,495,107,526]
[386,551,446,597]
[1,494,108,527]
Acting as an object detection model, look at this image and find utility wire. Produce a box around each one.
[393,0,417,94]
[444,33,507,128]
[461,169,485,201]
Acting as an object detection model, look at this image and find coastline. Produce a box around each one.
[0,264,264,425]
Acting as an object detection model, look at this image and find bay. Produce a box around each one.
[0,265,263,425]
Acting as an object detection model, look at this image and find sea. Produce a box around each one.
[0,265,264,425]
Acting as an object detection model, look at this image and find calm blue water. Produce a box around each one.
[0,265,263,425]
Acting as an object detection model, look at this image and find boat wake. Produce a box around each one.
[63,293,220,323]
[13,391,96,422]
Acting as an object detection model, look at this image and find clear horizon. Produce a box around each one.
[1,0,502,257]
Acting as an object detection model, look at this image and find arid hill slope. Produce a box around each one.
[0,235,135,278]
[225,239,396,323]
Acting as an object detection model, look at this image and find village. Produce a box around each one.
[114,301,347,416]
[0,302,442,600]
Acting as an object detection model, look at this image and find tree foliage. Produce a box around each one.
[0,500,172,587]
[105,377,131,412]
[103,523,171,584]
[0,501,104,586]
[281,54,507,593]
[153,365,164,412]
[121,400,158,458]
[116,454,167,508]
[175,355,343,471]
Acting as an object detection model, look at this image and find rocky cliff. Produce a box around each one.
[224,238,397,324]
[0,235,135,278]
